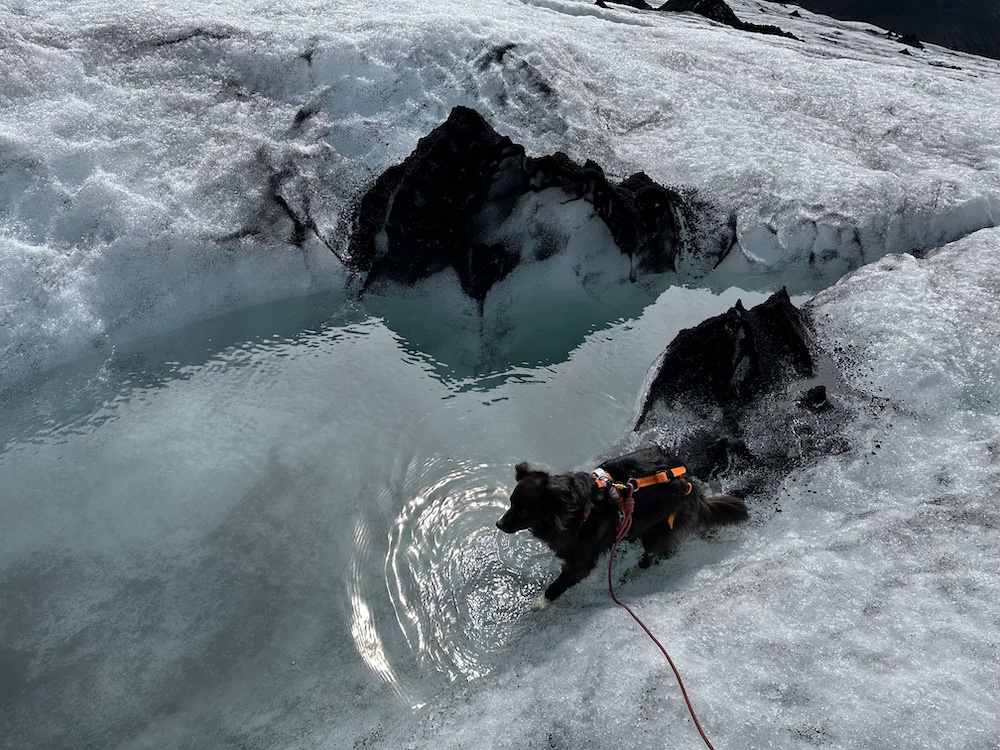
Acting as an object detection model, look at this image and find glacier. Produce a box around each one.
[1,0,999,749]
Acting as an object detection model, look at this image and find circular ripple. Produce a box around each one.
[385,457,555,680]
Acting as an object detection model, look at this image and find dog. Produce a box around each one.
[496,446,748,609]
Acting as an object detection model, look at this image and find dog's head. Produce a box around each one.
[496,462,574,535]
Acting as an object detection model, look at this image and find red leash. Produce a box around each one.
[609,485,718,750]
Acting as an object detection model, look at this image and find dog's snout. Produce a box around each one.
[496,510,518,534]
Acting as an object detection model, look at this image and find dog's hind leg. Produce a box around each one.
[637,550,674,569]
[638,528,679,569]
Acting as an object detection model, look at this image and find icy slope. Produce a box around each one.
[3,0,1000,384]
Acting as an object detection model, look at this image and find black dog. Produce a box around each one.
[496,446,748,609]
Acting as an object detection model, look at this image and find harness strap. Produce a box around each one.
[591,468,616,492]
[587,466,692,534]
[631,466,687,488]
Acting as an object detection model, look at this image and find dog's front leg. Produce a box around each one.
[531,561,594,611]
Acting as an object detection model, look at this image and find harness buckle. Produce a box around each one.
[592,468,620,500]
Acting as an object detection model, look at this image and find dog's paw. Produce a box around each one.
[530,595,551,612]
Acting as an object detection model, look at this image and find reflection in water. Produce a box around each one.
[366,278,665,385]
[380,458,553,681]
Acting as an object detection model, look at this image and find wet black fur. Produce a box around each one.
[496,446,749,603]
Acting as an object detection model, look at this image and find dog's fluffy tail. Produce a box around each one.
[699,494,750,527]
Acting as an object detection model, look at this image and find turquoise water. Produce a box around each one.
[0,285,768,749]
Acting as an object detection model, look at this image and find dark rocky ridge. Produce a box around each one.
[786,0,1000,61]
[596,0,655,9]
[633,289,848,496]
[348,106,734,308]
[599,0,797,39]
[657,0,798,39]
[637,288,813,419]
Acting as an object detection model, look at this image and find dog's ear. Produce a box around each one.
[538,478,581,531]
[515,462,535,481]
[545,477,583,511]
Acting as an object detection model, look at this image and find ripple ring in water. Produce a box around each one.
[384,459,554,681]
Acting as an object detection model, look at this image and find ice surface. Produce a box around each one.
[2,0,1000,748]
[3,0,1000,383]
[2,247,997,748]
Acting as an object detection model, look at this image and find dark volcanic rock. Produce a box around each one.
[633,289,847,495]
[348,106,523,304]
[898,33,925,50]
[348,106,731,308]
[657,0,798,39]
[597,0,653,9]
[637,288,813,420]
[658,0,744,26]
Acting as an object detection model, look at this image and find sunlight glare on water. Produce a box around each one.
[383,457,549,681]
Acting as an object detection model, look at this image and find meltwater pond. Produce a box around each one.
[0,285,768,749]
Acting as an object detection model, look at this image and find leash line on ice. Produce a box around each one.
[609,481,718,750]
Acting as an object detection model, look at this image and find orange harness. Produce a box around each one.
[588,466,692,530]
